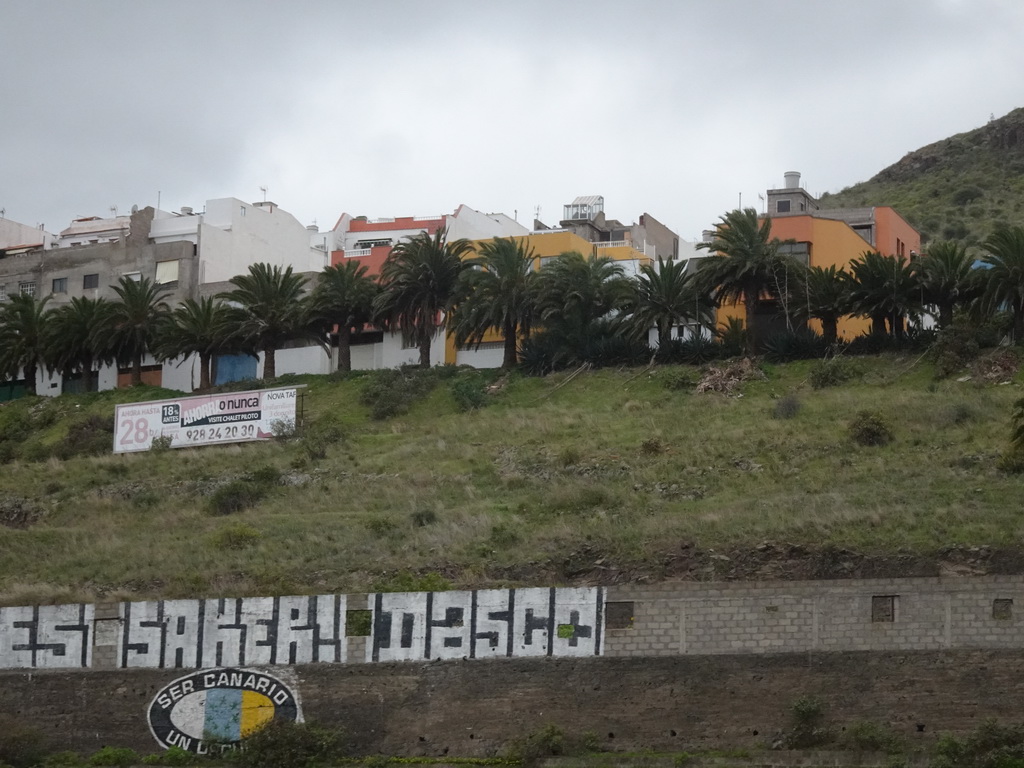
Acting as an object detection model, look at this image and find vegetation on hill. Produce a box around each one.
[1,349,1023,607]
[820,107,1024,249]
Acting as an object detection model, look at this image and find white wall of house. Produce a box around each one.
[447,206,529,241]
[0,217,55,250]
[456,342,505,368]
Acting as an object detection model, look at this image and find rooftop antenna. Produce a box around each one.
[534,204,541,221]
[259,186,268,202]
[110,205,118,217]
[0,208,5,218]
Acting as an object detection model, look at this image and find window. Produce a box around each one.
[871,595,897,623]
[993,599,1013,620]
[776,200,791,213]
[240,205,246,216]
[155,260,180,284]
[19,281,36,297]
[83,273,99,289]
[0,284,7,302]
[606,602,634,630]
[123,272,142,282]
[52,277,68,294]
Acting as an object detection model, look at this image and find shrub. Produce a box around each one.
[360,368,440,419]
[849,410,894,447]
[0,716,51,768]
[716,317,747,358]
[784,696,833,749]
[507,724,566,762]
[87,747,138,767]
[208,479,267,515]
[55,415,115,460]
[232,720,348,768]
[662,370,695,391]
[772,394,802,420]
[762,330,829,363]
[842,720,904,754]
[299,417,346,461]
[210,522,263,550]
[410,509,438,527]
[150,434,174,453]
[933,718,1024,768]
[449,372,489,412]
[141,747,198,766]
[930,325,981,378]
[809,357,860,389]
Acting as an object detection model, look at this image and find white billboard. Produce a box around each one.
[113,387,298,453]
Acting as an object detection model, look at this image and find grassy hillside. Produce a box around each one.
[1,355,1023,607]
[820,107,1024,249]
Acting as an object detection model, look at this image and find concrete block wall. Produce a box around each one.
[603,576,1024,656]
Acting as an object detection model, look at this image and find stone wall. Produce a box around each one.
[3,650,1024,756]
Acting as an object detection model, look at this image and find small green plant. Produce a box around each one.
[849,410,894,447]
[507,724,566,762]
[450,372,489,412]
[210,522,263,550]
[299,417,346,460]
[784,696,833,749]
[809,357,860,389]
[231,720,348,768]
[141,746,198,766]
[36,751,85,767]
[640,437,665,455]
[87,747,138,767]
[269,418,297,440]
[662,370,695,391]
[0,715,51,768]
[360,368,440,420]
[410,508,438,527]
[842,720,904,754]
[933,718,1024,768]
[771,393,802,420]
[208,479,267,515]
[55,414,115,460]
[150,434,174,453]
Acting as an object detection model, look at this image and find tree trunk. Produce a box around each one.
[1014,302,1024,343]
[199,353,211,391]
[502,319,518,369]
[24,363,37,396]
[263,347,276,380]
[822,317,838,346]
[939,303,954,329]
[82,355,95,393]
[657,321,671,351]
[131,354,142,386]
[744,301,758,355]
[337,328,352,373]
[871,314,887,336]
[418,333,431,368]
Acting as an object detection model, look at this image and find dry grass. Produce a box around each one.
[0,358,1022,604]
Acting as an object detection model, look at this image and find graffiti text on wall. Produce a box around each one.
[0,587,604,670]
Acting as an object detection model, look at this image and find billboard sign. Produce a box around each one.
[113,387,298,453]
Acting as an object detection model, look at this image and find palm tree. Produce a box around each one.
[97,276,171,386]
[451,236,537,369]
[847,251,919,337]
[913,241,982,329]
[374,228,473,368]
[0,293,53,395]
[47,296,111,393]
[157,297,237,391]
[792,265,850,345]
[628,257,715,349]
[532,250,634,360]
[311,260,379,373]
[218,263,320,380]
[696,208,796,353]
[981,226,1024,341]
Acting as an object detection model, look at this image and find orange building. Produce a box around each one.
[716,172,921,340]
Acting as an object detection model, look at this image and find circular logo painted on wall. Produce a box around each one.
[148,668,301,754]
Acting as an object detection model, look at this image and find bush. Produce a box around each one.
[507,724,566,762]
[232,720,347,768]
[449,372,489,412]
[849,410,894,447]
[933,719,1024,768]
[930,325,982,378]
[809,357,861,389]
[784,696,833,749]
[210,522,263,550]
[662,369,695,391]
[762,330,829,363]
[842,720,904,754]
[0,716,51,768]
[299,416,346,460]
[717,317,747,358]
[87,747,138,767]
[141,746,198,765]
[360,368,440,419]
[772,393,802,420]
[208,479,268,515]
[55,414,115,460]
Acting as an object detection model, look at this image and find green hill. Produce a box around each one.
[819,107,1024,249]
[1,355,1023,607]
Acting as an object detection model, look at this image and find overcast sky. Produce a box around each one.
[2,0,1022,243]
